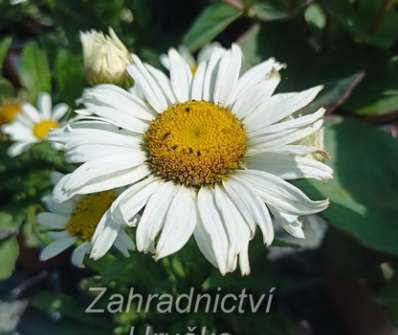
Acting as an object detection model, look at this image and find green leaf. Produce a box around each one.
[20,42,51,100]
[301,72,365,114]
[0,77,15,99]
[0,212,20,241]
[320,0,398,49]
[296,118,398,256]
[183,1,242,51]
[0,236,19,280]
[55,48,86,106]
[0,37,12,71]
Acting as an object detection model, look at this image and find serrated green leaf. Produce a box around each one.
[0,37,12,71]
[0,236,19,280]
[296,118,398,256]
[183,1,242,51]
[20,42,51,100]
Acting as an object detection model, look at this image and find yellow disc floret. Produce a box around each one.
[144,101,247,187]
[32,120,59,140]
[0,103,21,125]
[66,191,117,241]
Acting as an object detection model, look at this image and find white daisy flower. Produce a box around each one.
[160,43,225,74]
[2,93,68,157]
[50,44,333,275]
[37,174,134,268]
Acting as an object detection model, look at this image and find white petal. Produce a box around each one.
[136,181,177,252]
[71,242,90,268]
[194,217,218,269]
[37,93,52,119]
[40,236,76,261]
[111,176,158,225]
[167,48,193,102]
[54,164,150,202]
[223,179,274,246]
[156,186,197,259]
[7,141,34,157]
[232,75,281,118]
[197,187,230,275]
[231,58,285,105]
[42,195,75,215]
[190,61,206,101]
[213,44,242,106]
[245,86,323,131]
[128,55,168,113]
[37,212,69,229]
[202,47,226,102]
[234,170,329,215]
[247,152,333,181]
[52,103,69,121]
[90,211,121,260]
[82,84,154,121]
[146,64,177,104]
[270,208,305,238]
[21,103,41,123]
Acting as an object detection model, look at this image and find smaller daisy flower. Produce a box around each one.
[81,28,132,86]
[160,43,225,74]
[1,93,68,157]
[0,99,22,126]
[37,174,134,267]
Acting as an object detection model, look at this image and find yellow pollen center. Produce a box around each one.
[0,103,21,125]
[32,120,59,140]
[66,191,117,241]
[144,101,247,187]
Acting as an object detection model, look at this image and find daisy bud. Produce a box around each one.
[80,28,132,86]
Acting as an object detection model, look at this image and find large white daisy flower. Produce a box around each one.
[50,44,333,275]
[38,174,134,267]
[2,93,68,157]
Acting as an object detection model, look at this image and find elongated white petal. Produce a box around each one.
[7,141,34,157]
[213,44,242,106]
[223,179,274,245]
[168,48,192,102]
[245,86,323,131]
[90,211,121,260]
[156,186,197,259]
[111,176,158,225]
[146,64,177,104]
[136,181,177,252]
[42,195,75,215]
[71,242,90,267]
[197,188,230,275]
[37,212,69,229]
[40,236,76,261]
[234,170,329,215]
[38,93,52,119]
[52,103,69,121]
[270,208,305,238]
[128,55,168,112]
[247,152,333,180]
[202,47,226,102]
[190,61,206,101]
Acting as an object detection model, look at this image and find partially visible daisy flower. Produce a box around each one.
[0,99,22,126]
[81,28,132,86]
[160,43,225,74]
[2,93,68,156]
[51,44,333,275]
[37,173,134,267]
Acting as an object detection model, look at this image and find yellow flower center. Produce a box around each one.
[144,101,247,187]
[66,191,117,241]
[32,120,60,140]
[0,103,21,125]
